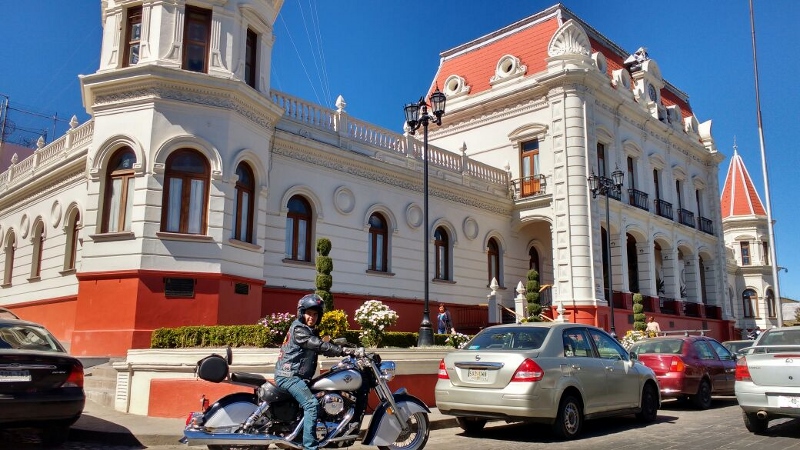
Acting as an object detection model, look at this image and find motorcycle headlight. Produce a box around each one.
[379,361,396,381]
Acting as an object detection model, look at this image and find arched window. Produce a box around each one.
[103,147,136,233]
[161,149,209,234]
[627,233,639,293]
[487,238,500,284]
[434,227,450,280]
[285,195,312,261]
[233,163,255,243]
[529,246,540,273]
[742,288,756,318]
[3,231,15,286]
[766,289,776,318]
[64,210,81,272]
[368,212,388,272]
[30,221,44,279]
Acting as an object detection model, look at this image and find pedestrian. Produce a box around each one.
[437,304,454,334]
[272,293,355,450]
[645,316,661,337]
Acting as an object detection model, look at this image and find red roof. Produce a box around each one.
[720,150,766,218]
[430,6,694,118]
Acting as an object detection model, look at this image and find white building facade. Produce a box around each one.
[0,2,735,356]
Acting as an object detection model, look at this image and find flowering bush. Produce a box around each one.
[445,332,471,349]
[257,312,294,344]
[354,300,398,348]
[319,309,349,339]
[620,330,646,350]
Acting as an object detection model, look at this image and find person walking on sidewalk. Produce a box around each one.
[272,294,355,450]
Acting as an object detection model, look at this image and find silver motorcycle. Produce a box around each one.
[180,343,430,450]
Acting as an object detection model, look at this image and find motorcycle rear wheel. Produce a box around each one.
[377,411,430,450]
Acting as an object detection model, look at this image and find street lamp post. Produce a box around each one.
[404,89,446,347]
[588,168,624,338]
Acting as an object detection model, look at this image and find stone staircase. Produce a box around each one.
[83,360,121,409]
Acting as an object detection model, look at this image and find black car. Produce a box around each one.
[0,317,85,445]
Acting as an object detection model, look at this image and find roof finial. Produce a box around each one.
[733,136,738,155]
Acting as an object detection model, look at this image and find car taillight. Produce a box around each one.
[62,363,84,388]
[511,358,543,382]
[735,356,751,381]
[438,359,449,379]
[669,356,685,373]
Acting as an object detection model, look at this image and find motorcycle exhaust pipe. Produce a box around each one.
[182,429,302,448]
[756,410,768,420]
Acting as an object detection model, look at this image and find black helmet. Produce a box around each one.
[297,293,324,318]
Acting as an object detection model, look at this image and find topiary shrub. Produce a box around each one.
[526,269,542,321]
[316,238,334,311]
[632,293,646,332]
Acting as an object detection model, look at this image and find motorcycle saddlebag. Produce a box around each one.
[196,353,229,383]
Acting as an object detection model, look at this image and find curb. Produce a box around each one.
[70,416,458,446]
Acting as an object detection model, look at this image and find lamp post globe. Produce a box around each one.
[404,89,445,347]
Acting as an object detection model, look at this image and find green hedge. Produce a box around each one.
[151,326,457,349]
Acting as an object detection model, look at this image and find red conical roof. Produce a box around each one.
[720,148,766,218]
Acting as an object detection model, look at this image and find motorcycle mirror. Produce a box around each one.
[226,346,233,365]
[333,337,349,346]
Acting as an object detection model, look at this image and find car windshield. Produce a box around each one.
[758,329,800,346]
[465,327,549,350]
[630,339,683,356]
[724,341,753,353]
[0,323,63,352]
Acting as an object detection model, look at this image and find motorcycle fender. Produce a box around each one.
[362,393,430,446]
[203,392,258,429]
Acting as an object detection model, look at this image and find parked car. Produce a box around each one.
[735,327,800,433]
[434,322,660,440]
[722,339,754,356]
[628,334,736,409]
[0,317,85,445]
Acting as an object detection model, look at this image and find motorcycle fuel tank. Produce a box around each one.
[311,369,362,391]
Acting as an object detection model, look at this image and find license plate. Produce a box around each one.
[777,396,800,408]
[467,369,488,382]
[0,370,31,382]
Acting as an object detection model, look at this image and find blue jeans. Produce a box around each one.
[275,376,318,450]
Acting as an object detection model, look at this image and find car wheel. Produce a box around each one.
[691,379,712,410]
[743,412,769,434]
[456,417,487,434]
[636,383,659,422]
[41,425,70,446]
[552,394,582,440]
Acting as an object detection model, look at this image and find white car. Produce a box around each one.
[734,327,800,433]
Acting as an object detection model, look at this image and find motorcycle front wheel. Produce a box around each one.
[377,411,430,450]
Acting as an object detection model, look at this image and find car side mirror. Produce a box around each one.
[629,351,638,360]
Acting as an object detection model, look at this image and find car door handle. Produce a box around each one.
[571,364,581,371]
[605,366,614,371]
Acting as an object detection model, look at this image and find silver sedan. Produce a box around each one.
[435,322,660,440]
[734,326,800,433]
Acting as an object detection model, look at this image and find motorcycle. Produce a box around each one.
[180,342,430,450]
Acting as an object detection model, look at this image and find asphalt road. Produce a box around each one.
[3,398,799,449]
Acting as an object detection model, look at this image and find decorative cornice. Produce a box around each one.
[0,168,85,217]
[272,141,511,216]
[93,83,276,129]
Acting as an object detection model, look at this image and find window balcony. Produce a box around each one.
[654,198,673,220]
[628,188,649,211]
[511,174,547,199]
[698,216,714,235]
[678,208,695,228]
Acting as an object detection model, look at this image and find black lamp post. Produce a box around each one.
[404,88,446,347]
[588,167,624,338]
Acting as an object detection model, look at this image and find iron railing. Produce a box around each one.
[654,198,673,220]
[628,188,649,211]
[698,216,714,235]
[510,174,547,199]
[678,208,695,228]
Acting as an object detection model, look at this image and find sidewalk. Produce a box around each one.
[71,398,457,447]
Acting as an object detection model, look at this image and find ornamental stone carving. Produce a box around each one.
[547,19,591,57]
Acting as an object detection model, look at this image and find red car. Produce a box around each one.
[629,335,736,409]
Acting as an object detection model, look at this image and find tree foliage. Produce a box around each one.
[526,269,542,320]
[315,238,334,311]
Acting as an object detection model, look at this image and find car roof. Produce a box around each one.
[0,307,20,320]
[0,317,51,328]
[482,322,604,332]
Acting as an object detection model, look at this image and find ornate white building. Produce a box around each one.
[0,2,736,356]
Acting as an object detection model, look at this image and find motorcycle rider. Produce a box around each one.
[272,293,355,450]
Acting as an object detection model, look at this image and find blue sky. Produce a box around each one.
[1,1,798,301]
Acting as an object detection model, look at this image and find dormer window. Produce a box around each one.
[740,241,751,266]
[183,6,212,73]
[123,6,142,67]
